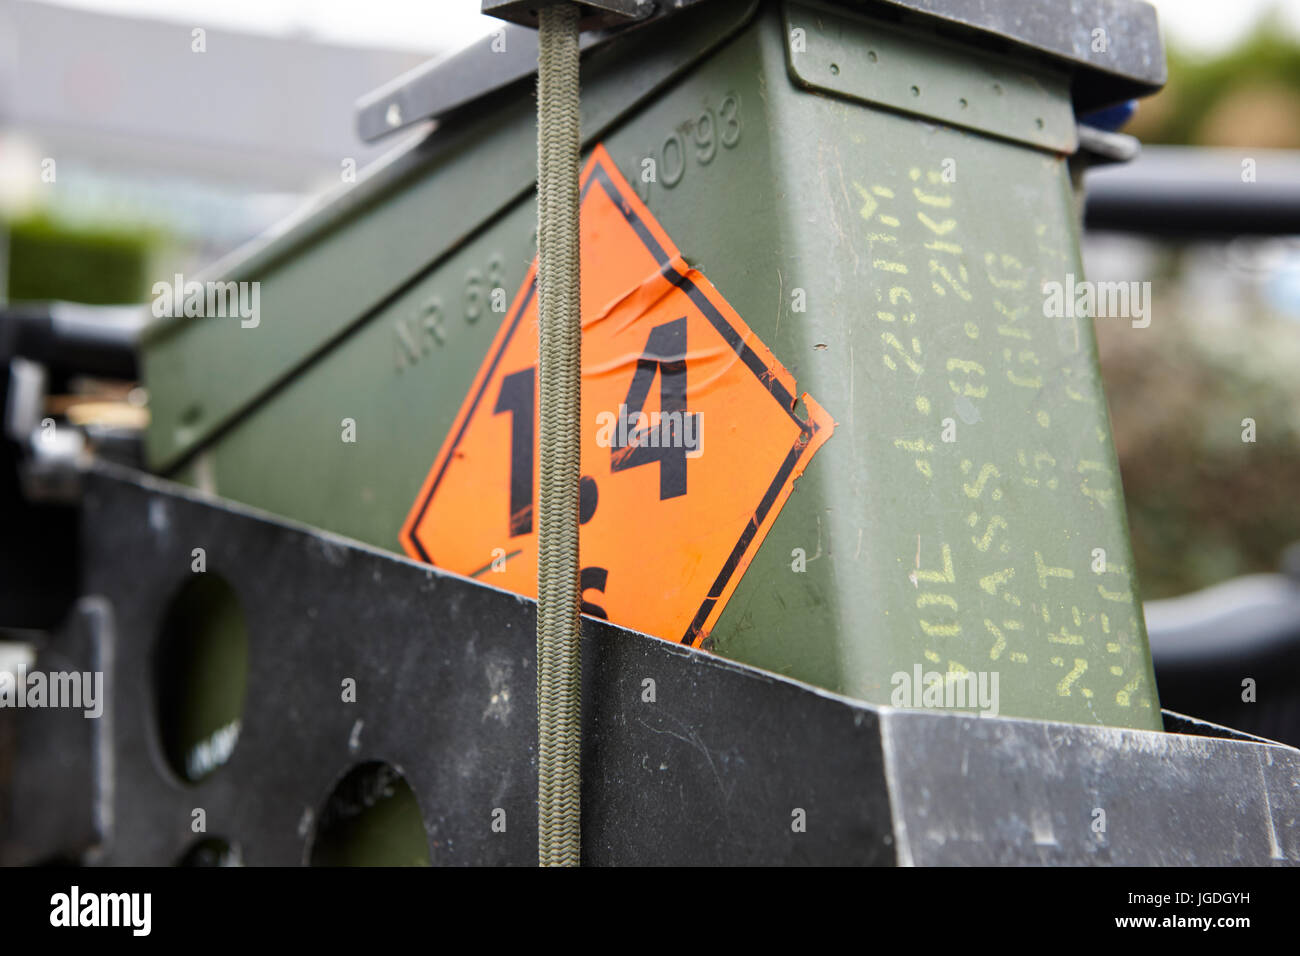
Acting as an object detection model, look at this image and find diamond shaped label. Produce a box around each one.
[401,145,833,646]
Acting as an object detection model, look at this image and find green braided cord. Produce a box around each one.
[535,2,583,868]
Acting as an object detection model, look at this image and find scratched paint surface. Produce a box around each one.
[601,14,1161,729]
[833,155,1156,725]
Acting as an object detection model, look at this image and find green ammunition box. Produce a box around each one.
[142,0,1167,730]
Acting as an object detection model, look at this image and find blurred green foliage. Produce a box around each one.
[1104,10,1300,597]
[7,214,156,305]
[1130,11,1300,147]
[1097,295,1300,598]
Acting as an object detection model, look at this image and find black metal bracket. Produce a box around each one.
[2,465,1297,865]
[482,0,655,31]
[357,1,713,143]
[358,0,1165,143]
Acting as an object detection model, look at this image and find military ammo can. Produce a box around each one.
[142,0,1167,730]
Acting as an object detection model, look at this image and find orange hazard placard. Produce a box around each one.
[401,145,833,646]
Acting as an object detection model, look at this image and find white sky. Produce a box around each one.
[27,0,1300,55]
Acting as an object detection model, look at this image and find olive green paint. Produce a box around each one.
[148,1,1161,730]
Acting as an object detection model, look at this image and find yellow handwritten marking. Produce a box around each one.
[1007,371,1043,388]
[915,543,955,583]
[947,357,987,396]
[874,260,908,274]
[895,436,934,479]
[853,184,903,230]
[913,187,953,207]
[918,593,958,610]
[852,182,879,221]
[1098,585,1132,603]
[1106,642,1121,653]
[1109,665,1124,676]
[1082,484,1117,507]
[917,212,957,235]
[963,463,1000,498]
[1116,673,1142,706]
[925,240,963,255]
[882,333,922,374]
[1035,551,1075,589]
[1036,410,1050,427]
[972,516,1008,552]
[987,620,1024,663]
[949,381,989,398]
[920,622,962,637]
[889,287,912,304]
[915,396,931,414]
[998,325,1032,340]
[1010,652,1028,663]
[1049,629,1084,645]
[1057,658,1087,696]
[877,310,896,322]
[930,261,972,300]
[1021,450,1058,488]
[1017,451,1034,484]
[924,649,941,663]
[983,252,1028,289]
[979,568,1015,596]
[986,620,1006,660]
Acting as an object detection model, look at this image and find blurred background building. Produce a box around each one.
[0,0,455,302]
